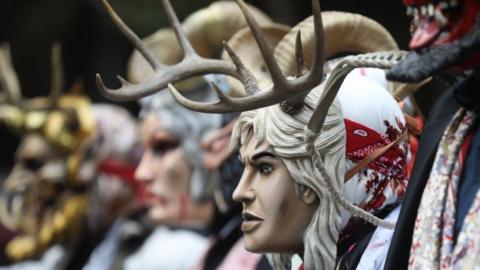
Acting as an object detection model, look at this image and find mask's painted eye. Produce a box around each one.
[22,158,44,171]
[152,140,179,157]
[258,162,273,175]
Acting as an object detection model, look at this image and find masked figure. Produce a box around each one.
[231,67,408,269]
[0,44,140,270]
[189,24,291,270]
[96,0,417,269]
[97,3,279,269]
[115,87,215,270]
[382,0,480,269]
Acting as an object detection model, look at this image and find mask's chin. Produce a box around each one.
[387,0,480,82]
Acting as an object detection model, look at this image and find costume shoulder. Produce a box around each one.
[384,88,460,270]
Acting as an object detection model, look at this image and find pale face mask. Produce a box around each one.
[233,134,317,253]
[135,113,213,226]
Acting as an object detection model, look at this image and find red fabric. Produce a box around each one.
[407,136,418,177]
[298,263,304,270]
[344,118,405,165]
[343,118,408,209]
[406,116,424,177]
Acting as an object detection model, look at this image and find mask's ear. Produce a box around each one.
[296,184,317,205]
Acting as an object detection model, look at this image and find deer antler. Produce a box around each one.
[97,0,325,113]
[97,0,253,101]
[0,43,22,105]
[169,0,325,113]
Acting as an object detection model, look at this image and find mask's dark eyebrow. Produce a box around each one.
[251,151,276,162]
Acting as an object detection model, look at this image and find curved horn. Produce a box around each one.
[275,11,398,77]
[0,43,22,105]
[273,12,398,114]
[182,1,271,58]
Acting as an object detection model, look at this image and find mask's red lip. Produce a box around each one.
[143,191,168,206]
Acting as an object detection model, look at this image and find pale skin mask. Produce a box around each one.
[233,133,317,253]
[135,113,213,226]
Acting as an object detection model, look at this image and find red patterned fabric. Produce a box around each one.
[345,118,406,175]
[343,117,408,212]
[337,68,409,256]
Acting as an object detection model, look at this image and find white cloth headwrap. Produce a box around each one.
[337,68,408,228]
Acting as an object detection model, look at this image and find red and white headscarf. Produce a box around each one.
[337,68,409,229]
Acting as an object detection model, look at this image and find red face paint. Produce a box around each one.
[177,193,189,222]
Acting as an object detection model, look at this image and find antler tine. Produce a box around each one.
[235,0,287,86]
[116,75,132,87]
[160,0,197,57]
[169,80,302,113]
[209,81,231,103]
[98,56,242,101]
[98,0,249,101]
[101,0,163,70]
[0,43,21,105]
[306,0,325,81]
[307,66,351,134]
[50,42,63,103]
[222,41,260,96]
[166,0,325,113]
[295,31,308,76]
[169,82,233,112]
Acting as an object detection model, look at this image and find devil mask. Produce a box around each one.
[388,0,480,82]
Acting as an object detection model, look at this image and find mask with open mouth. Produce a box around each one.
[0,43,95,261]
[388,0,480,82]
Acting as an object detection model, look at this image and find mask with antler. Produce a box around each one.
[98,0,414,269]
[126,1,278,227]
[0,44,96,261]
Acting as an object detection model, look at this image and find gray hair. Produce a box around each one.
[231,84,346,270]
[139,81,223,202]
